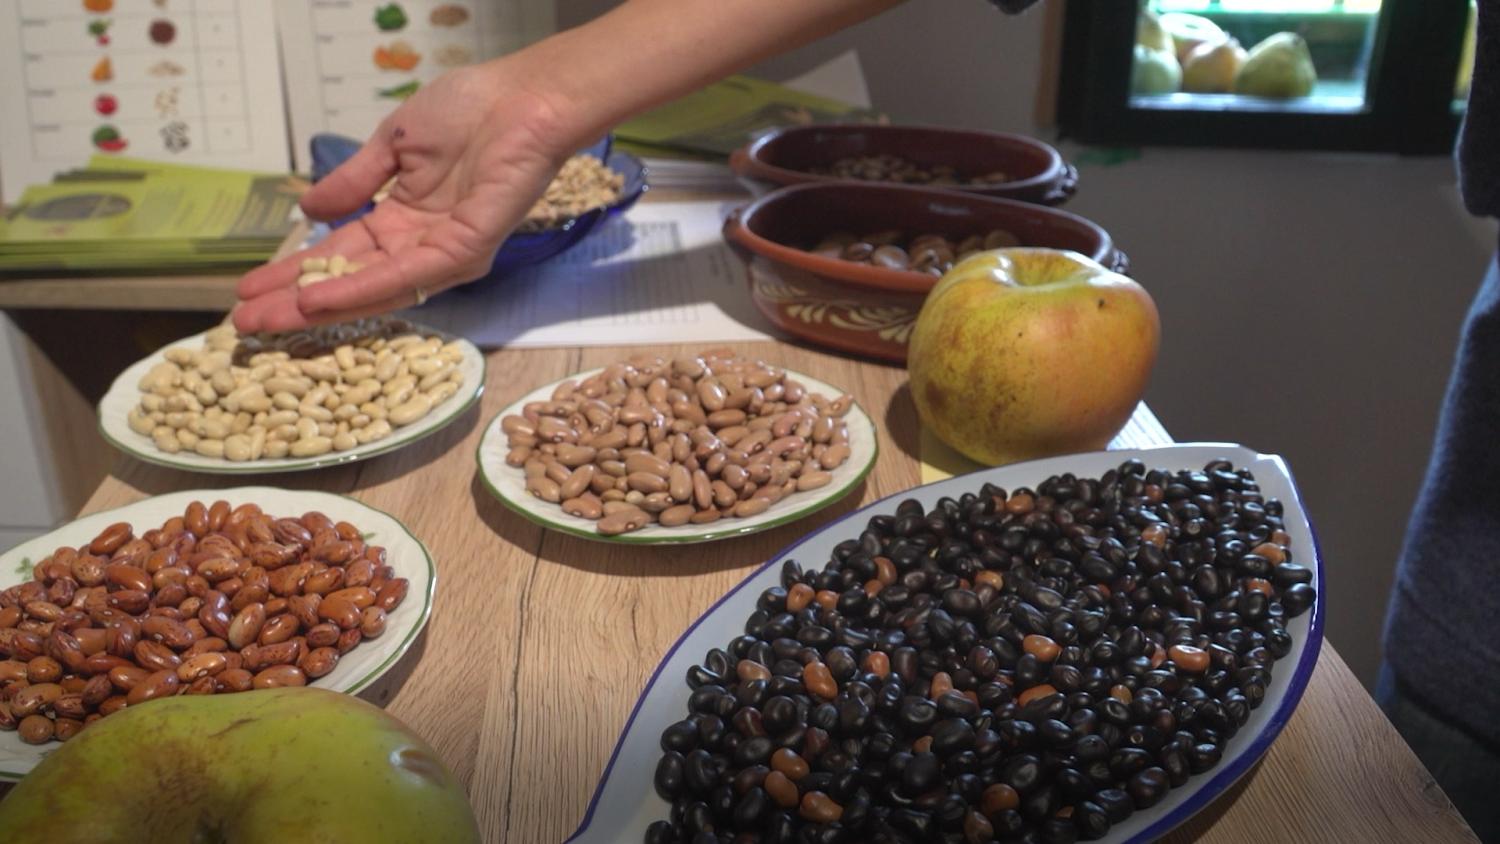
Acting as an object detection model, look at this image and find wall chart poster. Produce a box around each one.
[0,0,290,202]
[275,0,556,172]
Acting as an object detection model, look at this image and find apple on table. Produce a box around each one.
[907,248,1160,468]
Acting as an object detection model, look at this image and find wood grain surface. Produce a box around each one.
[1,340,1472,843]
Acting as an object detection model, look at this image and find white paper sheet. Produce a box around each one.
[275,0,555,172]
[783,50,873,110]
[403,201,780,348]
[0,0,291,202]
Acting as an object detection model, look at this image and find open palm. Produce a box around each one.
[233,65,570,333]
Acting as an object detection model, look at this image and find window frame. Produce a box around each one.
[1054,0,1470,154]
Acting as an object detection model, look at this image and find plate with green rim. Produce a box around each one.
[477,367,878,545]
[97,326,485,475]
[0,487,435,781]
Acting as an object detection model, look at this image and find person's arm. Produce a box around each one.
[233,0,905,333]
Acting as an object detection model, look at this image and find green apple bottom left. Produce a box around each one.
[0,686,482,843]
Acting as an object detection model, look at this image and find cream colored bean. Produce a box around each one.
[194,438,225,458]
[127,407,155,435]
[349,413,371,429]
[299,403,334,423]
[263,376,310,398]
[334,345,356,370]
[224,434,254,462]
[426,382,459,405]
[153,427,181,453]
[418,365,452,391]
[272,391,300,411]
[332,432,358,452]
[389,395,433,427]
[290,437,333,457]
[295,417,319,441]
[317,421,336,439]
[270,424,299,442]
[265,439,290,459]
[374,355,401,382]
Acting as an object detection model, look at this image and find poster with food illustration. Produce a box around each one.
[0,0,289,202]
[275,0,556,171]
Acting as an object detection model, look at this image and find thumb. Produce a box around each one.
[301,131,398,222]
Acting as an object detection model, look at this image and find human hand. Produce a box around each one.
[233,62,574,333]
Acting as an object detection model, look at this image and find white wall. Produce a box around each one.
[0,314,67,549]
[561,0,1493,686]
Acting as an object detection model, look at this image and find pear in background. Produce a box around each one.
[1183,38,1248,94]
[1234,32,1318,98]
[1137,8,1175,55]
[1132,43,1182,95]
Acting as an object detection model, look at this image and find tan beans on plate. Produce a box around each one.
[503,350,859,535]
[0,502,410,745]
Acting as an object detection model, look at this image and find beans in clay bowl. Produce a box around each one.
[723,182,1128,363]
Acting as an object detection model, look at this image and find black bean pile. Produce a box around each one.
[646,460,1315,844]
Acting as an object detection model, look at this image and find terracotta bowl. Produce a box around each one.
[723,182,1128,363]
[729,124,1079,205]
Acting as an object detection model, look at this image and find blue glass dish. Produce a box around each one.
[308,133,648,281]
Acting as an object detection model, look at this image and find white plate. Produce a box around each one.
[0,487,436,781]
[98,327,485,474]
[566,443,1325,844]
[477,368,879,545]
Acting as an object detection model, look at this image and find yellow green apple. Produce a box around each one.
[0,687,481,843]
[907,248,1160,467]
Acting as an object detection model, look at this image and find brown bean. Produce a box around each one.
[89,522,133,556]
[799,791,844,824]
[360,607,387,639]
[81,673,112,707]
[287,594,321,630]
[184,502,210,537]
[45,630,87,673]
[562,495,605,520]
[818,443,851,469]
[326,587,375,609]
[126,669,180,704]
[597,507,651,536]
[227,604,267,650]
[18,714,54,744]
[217,668,254,692]
[26,655,61,684]
[11,682,62,717]
[658,505,696,527]
[141,616,197,651]
[317,597,361,630]
[297,646,339,678]
[177,652,228,682]
[1169,644,1210,673]
[333,628,362,655]
[0,660,25,684]
[803,661,836,700]
[185,636,227,656]
[305,623,341,648]
[257,614,300,646]
[374,579,408,612]
[253,665,306,689]
[108,664,149,691]
[733,498,770,519]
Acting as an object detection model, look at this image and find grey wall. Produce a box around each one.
[560,0,1496,687]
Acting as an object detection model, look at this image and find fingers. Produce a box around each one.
[230,284,304,333]
[300,129,399,222]
[296,240,480,316]
[235,222,377,300]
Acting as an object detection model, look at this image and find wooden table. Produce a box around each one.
[16,341,1473,843]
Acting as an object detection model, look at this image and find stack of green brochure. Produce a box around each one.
[614,74,886,159]
[0,157,303,276]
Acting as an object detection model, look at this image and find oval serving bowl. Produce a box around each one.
[724,181,1128,363]
[476,367,878,545]
[730,124,1078,205]
[566,443,1324,843]
[98,326,485,475]
[0,487,436,780]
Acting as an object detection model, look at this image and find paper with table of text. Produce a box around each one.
[0,0,289,203]
[402,201,780,348]
[274,0,556,172]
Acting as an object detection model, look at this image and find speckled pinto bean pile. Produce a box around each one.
[646,460,1316,843]
[502,351,857,536]
[127,325,466,461]
[0,501,408,745]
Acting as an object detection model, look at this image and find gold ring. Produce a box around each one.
[414,287,428,307]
